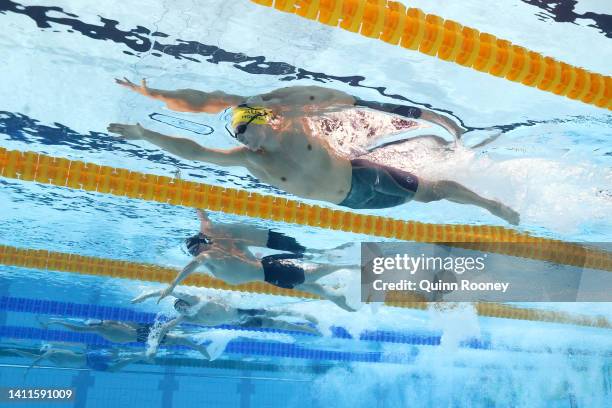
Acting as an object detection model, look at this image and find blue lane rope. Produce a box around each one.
[0,296,451,347]
[0,326,414,364]
[2,296,608,358]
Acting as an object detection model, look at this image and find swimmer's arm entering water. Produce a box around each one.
[157,257,206,302]
[418,110,465,139]
[353,96,465,139]
[256,86,356,109]
[116,78,244,113]
[107,124,248,166]
[146,317,184,358]
[260,86,465,138]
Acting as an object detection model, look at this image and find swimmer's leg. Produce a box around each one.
[303,263,346,282]
[164,334,211,359]
[5,349,39,359]
[414,179,520,225]
[247,316,320,335]
[107,354,149,372]
[296,283,356,312]
[238,308,319,326]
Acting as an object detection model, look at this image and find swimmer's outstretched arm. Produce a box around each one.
[131,289,165,304]
[156,257,206,302]
[23,351,53,378]
[107,123,248,166]
[116,78,245,113]
[257,86,356,110]
[418,109,465,139]
[354,97,465,139]
[132,287,200,305]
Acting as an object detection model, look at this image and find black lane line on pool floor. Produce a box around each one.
[0,0,584,135]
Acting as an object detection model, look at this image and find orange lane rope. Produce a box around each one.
[0,244,609,329]
[250,0,611,110]
[0,147,611,272]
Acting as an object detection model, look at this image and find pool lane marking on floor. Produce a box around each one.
[0,148,611,272]
[250,0,611,110]
[0,245,610,330]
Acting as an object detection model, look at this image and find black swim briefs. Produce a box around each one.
[261,253,306,289]
[338,159,419,209]
[266,231,306,254]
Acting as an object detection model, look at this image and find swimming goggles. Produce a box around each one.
[225,104,271,139]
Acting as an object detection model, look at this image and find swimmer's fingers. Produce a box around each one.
[157,285,177,303]
[130,294,147,304]
[106,123,144,140]
[106,123,131,138]
[34,315,49,329]
[107,123,125,134]
[139,78,152,96]
[115,77,137,89]
[157,291,170,303]
[131,289,162,304]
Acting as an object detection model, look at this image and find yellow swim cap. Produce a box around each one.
[231,106,272,129]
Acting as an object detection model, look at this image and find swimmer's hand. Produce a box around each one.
[131,289,162,304]
[157,286,174,304]
[115,77,150,95]
[107,123,145,140]
[420,110,466,140]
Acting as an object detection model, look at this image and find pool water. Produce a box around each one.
[0,0,610,407]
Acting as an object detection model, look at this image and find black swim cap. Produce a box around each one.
[173,298,189,310]
[185,233,213,257]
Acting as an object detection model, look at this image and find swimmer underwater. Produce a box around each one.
[162,209,355,311]
[108,79,519,224]
[131,288,321,357]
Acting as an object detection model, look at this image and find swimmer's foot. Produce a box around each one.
[330,294,357,312]
[489,201,520,225]
[35,316,49,329]
[300,324,322,336]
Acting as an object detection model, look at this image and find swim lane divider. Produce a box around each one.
[6,295,610,356]
[0,148,612,271]
[0,245,610,329]
[5,296,607,355]
[0,296,478,348]
[0,147,611,271]
[250,0,611,110]
[0,326,395,364]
